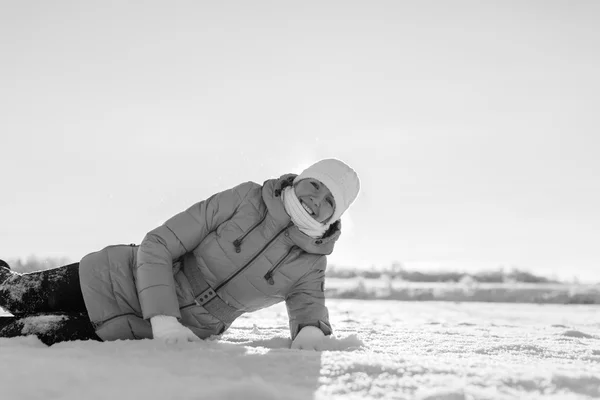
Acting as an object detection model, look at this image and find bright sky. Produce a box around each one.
[1,1,599,282]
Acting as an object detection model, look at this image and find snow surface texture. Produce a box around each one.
[1,300,599,400]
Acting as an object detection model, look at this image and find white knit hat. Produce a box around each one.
[294,158,361,223]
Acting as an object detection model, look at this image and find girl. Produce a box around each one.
[0,158,360,349]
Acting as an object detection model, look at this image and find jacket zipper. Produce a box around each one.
[264,246,297,285]
[233,213,268,253]
[216,222,293,292]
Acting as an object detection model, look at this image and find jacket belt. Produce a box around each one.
[182,253,245,325]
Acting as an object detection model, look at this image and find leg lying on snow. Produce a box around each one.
[0,312,101,346]
[0,263,14,285]
[0,315,15,331]
[0,263,87,316]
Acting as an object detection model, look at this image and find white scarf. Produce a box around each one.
[282,186,328,238]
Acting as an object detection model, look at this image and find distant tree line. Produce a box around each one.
[325,262,561,284]
[6,256,72,274]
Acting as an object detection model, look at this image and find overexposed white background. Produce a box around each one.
[1,1,599,282]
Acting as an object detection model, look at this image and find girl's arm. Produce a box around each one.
[136,181,258,321]
[285,256,333,341]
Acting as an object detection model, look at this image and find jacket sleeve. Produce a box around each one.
[285,256,332,340]
[136,181,257,320]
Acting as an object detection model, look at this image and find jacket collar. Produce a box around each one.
[262,174,342,255]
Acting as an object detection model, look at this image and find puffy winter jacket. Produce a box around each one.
[79,174,340,342]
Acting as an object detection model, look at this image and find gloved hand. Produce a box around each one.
[150,315,200,344]
[291,326,326,351]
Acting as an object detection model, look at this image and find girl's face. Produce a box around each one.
[294,178,336,223]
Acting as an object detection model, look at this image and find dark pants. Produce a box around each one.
[0,263,101,345]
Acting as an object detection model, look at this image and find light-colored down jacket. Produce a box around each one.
[79,174,341,342]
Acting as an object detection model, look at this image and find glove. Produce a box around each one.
[291,326,326,351]
[150,315,201,344]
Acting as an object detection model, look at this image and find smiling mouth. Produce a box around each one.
[301,200,315,216]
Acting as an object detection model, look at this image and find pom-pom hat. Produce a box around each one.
[294,158,361,223]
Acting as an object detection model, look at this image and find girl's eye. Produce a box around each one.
[311,181,319,189]
[327,198,334,206]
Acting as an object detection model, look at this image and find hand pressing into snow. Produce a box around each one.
[291,326,326,351]
[150,315,201,345]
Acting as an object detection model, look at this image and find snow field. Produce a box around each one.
[1,300,599,400]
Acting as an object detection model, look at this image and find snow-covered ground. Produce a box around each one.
[1,300,599,399]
